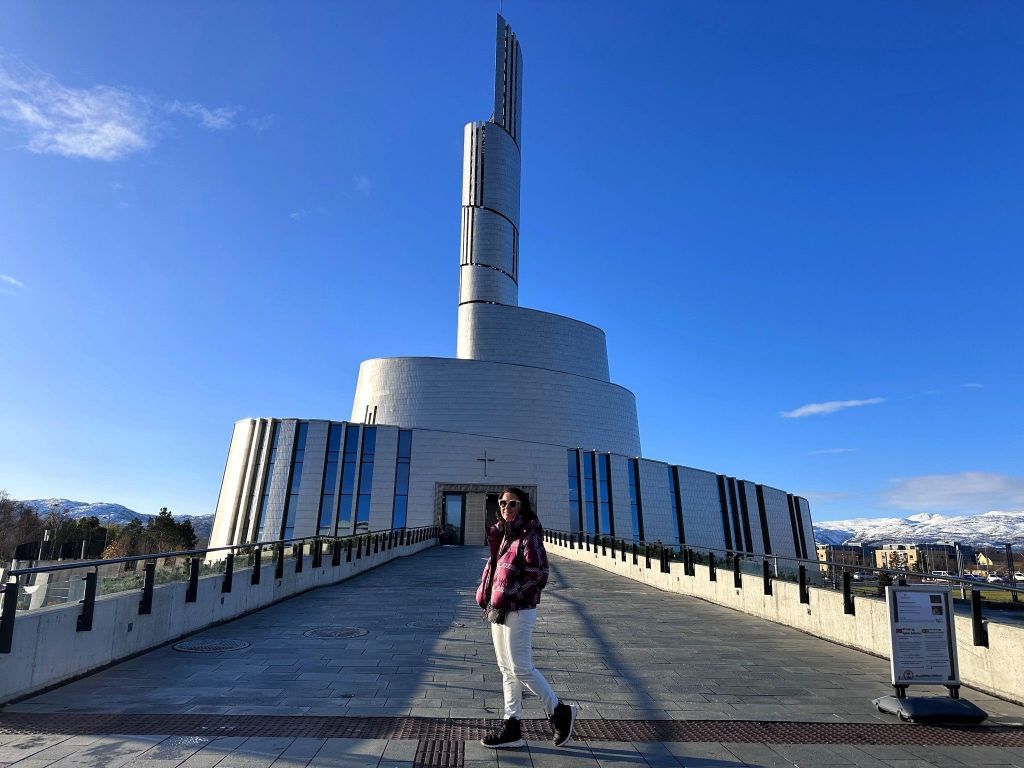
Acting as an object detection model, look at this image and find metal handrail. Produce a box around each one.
[0,525,439,654]
[543,528,1023,595]
[6,527,423,579]
[543,527,1019,649]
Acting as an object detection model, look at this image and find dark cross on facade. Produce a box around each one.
[477,450,495,477]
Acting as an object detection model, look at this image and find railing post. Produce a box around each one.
[733,553,742,588]
[222,553,234,594]
[621,539,626,562]
[139,561,156,614]
[660,546,668,573]
[295,542,304,574]
[347,539,354,562]
[275,544,285,579]
[708,553,717,581]
[762,559,772,595]
[313,539,323,569]
[332,541,342,567]
[374,534,379,554]
[971,589,988,647]
[186,557,200,602]
[799,565,809,604]
[686,548,695,577]
[644,545,651,570]
[252,547,262,585]
[1,580,18,653]
[842,571,854,614]
[356,537,363,559]
[632,542,638,565]
[77,571,98,631]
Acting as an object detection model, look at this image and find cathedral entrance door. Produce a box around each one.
[437,485,535,547]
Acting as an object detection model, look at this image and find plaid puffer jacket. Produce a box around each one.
[475,517,549,612]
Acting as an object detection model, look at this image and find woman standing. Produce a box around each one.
[476,487,576,749]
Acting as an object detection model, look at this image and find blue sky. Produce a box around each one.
[1,2,1022,522]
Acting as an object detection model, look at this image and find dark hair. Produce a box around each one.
[502,487,537,523]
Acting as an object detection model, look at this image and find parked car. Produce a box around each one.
[986,575,1005,584]
[925,570,952,582]
[851,571,875,581]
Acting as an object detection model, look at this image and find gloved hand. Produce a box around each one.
[485,605,507,625]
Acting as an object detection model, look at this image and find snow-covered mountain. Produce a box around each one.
[814,510,1024,547]
[22,499,215,542]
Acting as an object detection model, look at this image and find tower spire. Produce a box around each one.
[457,15,523,309]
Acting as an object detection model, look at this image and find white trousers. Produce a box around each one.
[490,608,559,720]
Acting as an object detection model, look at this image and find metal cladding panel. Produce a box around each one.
[741,480,768,556]
[369,426,399,532]
[462,123,486,207]
[461,207,517,276]
[456,303,610,381]
[351,357,641,457]
[608,453,632,540]
[493,14,523,147]
[637,460,676,546]
[797,497,815,558]
[209,419,255,550]
[292,420,329,539]
[479,125,521,226]
[459,264,518,305]
[761,485,798,560]
[678,467,727,552]
[259,420,297,542]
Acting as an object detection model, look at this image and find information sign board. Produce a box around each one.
[885,585,959,687]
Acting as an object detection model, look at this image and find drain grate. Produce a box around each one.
[413,739,464,767]
[407,620,467,630]
[172,639,250,653]
[302,626,368,639]
[1,714,1023,746]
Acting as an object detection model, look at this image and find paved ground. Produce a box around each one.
[1,546,1023,767]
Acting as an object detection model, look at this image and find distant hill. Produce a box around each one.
[21,499,215,543]
[814,510,1024,547]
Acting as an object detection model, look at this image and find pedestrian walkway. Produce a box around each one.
[1,546,1023,767]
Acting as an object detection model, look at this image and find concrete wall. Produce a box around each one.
[546,539,1024,706]
[0,534,436,705]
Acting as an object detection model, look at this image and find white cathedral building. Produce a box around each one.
[208,16,815,561]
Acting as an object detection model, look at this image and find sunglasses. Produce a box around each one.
[498,499,520,509]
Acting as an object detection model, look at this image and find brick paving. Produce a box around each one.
[1,546,1023,767]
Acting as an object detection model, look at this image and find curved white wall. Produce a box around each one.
[351,356,641,456]
[457,303,610,381]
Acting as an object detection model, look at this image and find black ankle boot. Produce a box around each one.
[550,701,577,746]
[481,717,524,749]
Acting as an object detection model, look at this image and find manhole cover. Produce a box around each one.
[407,620,467,630]
[172,639,250,653]
[303,626,367,639]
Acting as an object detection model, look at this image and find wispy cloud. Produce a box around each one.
[962,382,984,389]
[886,472,1024,514]
[249,114,274,134]
[1,274,25,288]
[0,55,152,160]
[354,174,371,196]
[781,397,885,419]
[0,53,241,161]
[290,209,308,220]
[809,448,858,455]
[167,100,237,131]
